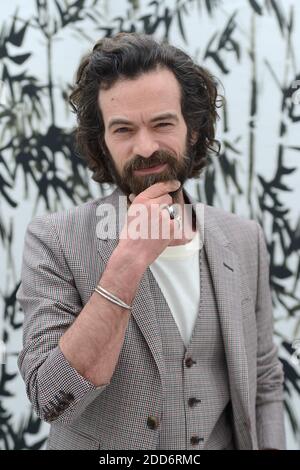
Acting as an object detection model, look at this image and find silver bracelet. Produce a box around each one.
[94,284,132,310]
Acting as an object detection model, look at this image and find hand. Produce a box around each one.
[117,180,181,269]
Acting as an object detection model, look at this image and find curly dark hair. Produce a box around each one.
[69,32,222,184]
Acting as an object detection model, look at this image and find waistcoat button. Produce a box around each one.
[190,435,204,445]
[185,357,196,368]
[147,415,159,430]
[188,397,201,407]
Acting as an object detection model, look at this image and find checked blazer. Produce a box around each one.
[16,187,286,450]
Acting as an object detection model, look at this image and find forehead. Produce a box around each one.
[98,67,182,120]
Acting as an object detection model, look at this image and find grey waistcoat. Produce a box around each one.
[148,245,235,450]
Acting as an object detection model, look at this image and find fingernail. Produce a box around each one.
[129,194,135,202]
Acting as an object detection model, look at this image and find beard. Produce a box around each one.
[104,140,193,204]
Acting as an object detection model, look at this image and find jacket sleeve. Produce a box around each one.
[254,221,286,449]
[17,215,110,425]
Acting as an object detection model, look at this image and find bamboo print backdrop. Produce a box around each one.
[0,0,299,449]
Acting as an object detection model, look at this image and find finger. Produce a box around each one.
[141,180,181,200]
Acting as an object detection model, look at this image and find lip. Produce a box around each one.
[133,163,167,175]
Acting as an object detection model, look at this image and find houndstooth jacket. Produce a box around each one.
[16,187,286,450]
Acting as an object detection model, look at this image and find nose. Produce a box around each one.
[132,129,159,158]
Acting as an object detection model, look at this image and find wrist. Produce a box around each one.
[100,247,146,305]
[111,245,147,276]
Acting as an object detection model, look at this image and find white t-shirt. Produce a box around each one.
[149,230,203,348]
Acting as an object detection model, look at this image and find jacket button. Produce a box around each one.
[147,415,159,430]
[57,402,68,411]
[58,391,74,403]
[188,397,201,407]
[190,435,204,445]
[185,357,196,368]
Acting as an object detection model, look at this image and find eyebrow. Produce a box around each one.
[107,112,179,130]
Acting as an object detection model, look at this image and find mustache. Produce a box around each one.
[126,151,177,172]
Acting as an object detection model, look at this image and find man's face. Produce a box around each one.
[98,67,194,200]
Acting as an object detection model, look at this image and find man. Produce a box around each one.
[17,33,285,450]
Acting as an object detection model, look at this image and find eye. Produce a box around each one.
[157,122,173,127]
[114,127,131,133]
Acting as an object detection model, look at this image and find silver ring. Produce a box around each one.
[175,215,182,229]
[161,204,176,219]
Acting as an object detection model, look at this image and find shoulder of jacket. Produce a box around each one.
[204,203,257,229]
[27,194,113,229]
